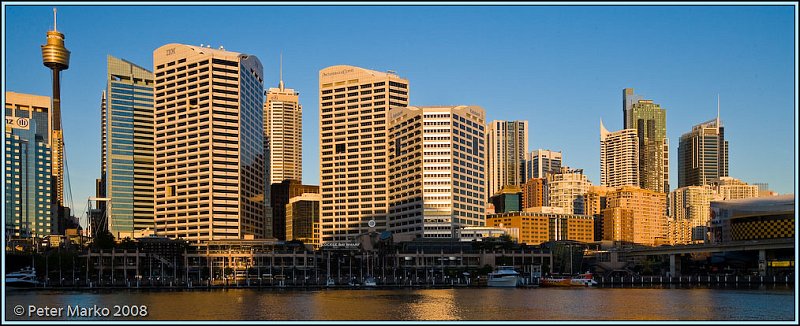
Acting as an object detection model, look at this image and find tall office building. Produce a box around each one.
[5,92,53,238]
[624,89,669,193]
[622,88,644,129]
[599,120,639,188]
[678,112,728,188]
[387,105,486,238]
[99,56,155,239]
[271,180,319,241]
[318,65,409,243]
[603,185,668,246]
[286,192,321,247]
[487,120,528,199]
[526,149,562,180]
[265,58,302,184]
[153,43,267,242]
[547,167,591,215]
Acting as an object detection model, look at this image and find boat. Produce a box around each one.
[487,266,520,287]
[326,278,336,287]
[363,276,377,287]
[540,272,598,287]
[6,267,40,288]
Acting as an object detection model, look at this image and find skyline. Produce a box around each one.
[3,4,796,219]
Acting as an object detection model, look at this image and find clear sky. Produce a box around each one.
[3,3,796,219]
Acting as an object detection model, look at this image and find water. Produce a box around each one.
[5,286,795,321]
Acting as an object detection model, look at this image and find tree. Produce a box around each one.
[92,230,116,250]
[118,237,137,250]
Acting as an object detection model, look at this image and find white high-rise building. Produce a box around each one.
[388,105,487,238]
[600,120,639,188]
[487,120,528,199]
[265,58,302,184]
[153,43,267,242]
[318,65,409,243]
[547,167,591,215]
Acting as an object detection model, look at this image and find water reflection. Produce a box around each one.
[5,287,794,321]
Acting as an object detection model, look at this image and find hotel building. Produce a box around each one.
[153,43,267,242]
[388,105,486,238]
[4,92,53,238]
[318,65,408,243]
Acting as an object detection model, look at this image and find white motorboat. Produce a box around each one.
[487,266,519,287]
[6,267,40,287]
[363,276,377,287]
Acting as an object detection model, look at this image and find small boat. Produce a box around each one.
[6,267,40,288]
[363,276,377,287]
[540,272,598,287]
[487,266,520,287]
[326,278,336,287]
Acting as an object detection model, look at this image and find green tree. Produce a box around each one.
[92,230,116,250]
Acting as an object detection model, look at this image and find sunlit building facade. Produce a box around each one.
[603,185,668,246]
[153,43,267,242]
[600,120,639,188]
[487,120,528,199]
[547,167,591,215]
[319,65,408,243]
[526,149,562,180]
[678,117,728,187]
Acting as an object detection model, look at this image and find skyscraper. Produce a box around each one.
[388,105,487,238]
[623,89,669,193]
[318,65,409,243]
[101,55,155,239]
[487,120,528,199]
[603,185,668,246]
[526,149,562,180]
[600,120,639,188]
[678,105,728,187]
[153,43,267,242]
[5,92,53,238]
[265,56,302,184]
[622,87,644,129]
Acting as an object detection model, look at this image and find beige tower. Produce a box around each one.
[603,186,668,246]
[153,43,267,242]
[487,120,528,200]
[318,65,409,243]
[388,105,487,238]
[265,55,302,184]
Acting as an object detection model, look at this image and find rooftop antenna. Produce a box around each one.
[279,51,284,90]
[53,7,57,31]
[716,93,721,128]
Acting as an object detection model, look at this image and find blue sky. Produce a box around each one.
[3,4,796,217]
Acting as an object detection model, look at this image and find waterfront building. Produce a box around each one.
[265,59,302,184]
[319,65,409,243]
[599,120,639,188]
[546,167,591,215]
[603,185,669,246]
[521,177,547,209]
[678,113,728,187]
[456,226,514,242]
[153,43,267,242]
[286,192,321,247]
[668,185,720,245]
[4,92,53,238]
[387,105,487,238]
[101,55,155,239]
[713,177,760,200]
[623,89,669,193]
[489,185,522,214]
[271,180,319,241]
[487,120,528,200]
[487,211,595,245]
[526,149,562,180]
[709,194,794,243]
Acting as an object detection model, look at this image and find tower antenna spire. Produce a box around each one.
[279,51,284,90]
[717,93,720,128]
[53,7,57,31]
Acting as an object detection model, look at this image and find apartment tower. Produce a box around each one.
[388,105,487,238]
[487,120,528,199]
[318,65,409,243]
[603,185,668,246]
[153,43,267,242]
[526,149,562,180]
[101,55,155,239]
[623,88,669,193]
[599,120,639,188]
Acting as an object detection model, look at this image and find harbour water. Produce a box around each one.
[5,285,795,321]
